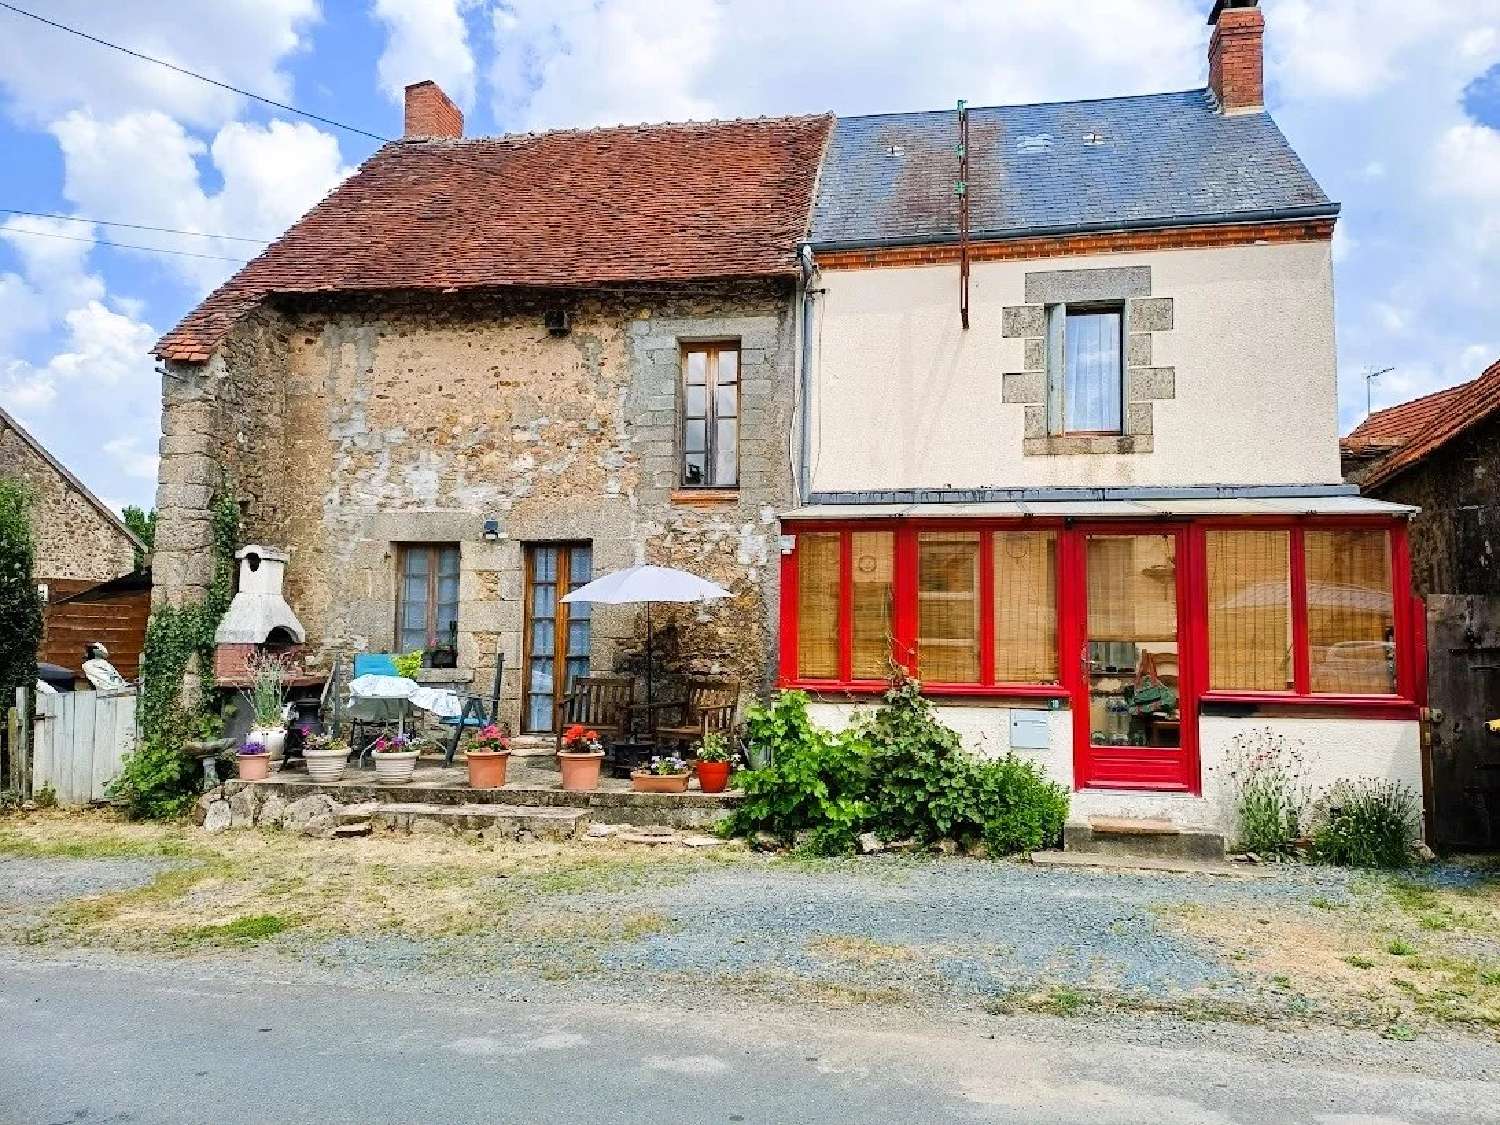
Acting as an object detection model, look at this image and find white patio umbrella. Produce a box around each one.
[561,565,731,741]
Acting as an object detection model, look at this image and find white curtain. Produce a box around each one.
[1064,310,1122,432]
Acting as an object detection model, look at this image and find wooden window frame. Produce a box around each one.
[521,542,593,734]
[678,341,741,490]
[1049,302,1126,436]
[395,543,460,651]
[778,516,1420,717]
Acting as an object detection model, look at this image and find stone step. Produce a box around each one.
[356,801,590,840]
[1063,815,1226,862]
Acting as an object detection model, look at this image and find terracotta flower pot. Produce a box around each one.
[631,771,691,794]
[373,749,420,784]
[252,726,287,772]
[465,749,510,790]
[695,760,731,794]
[302,747,348,784]
[237,754,270,781]
[557,751,605,791]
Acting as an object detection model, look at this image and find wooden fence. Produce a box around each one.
[30,690,136,805]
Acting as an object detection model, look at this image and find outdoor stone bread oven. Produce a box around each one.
[213,546,308,683]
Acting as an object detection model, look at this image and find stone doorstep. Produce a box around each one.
[1063,817,1227,863]
[343,801,591,840]
[1087,816,1179,836]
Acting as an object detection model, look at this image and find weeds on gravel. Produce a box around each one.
[174,913,295,946]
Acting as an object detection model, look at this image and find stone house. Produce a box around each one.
[779,0,1426,839]
[1342,357,1500,847]
[0,404,139,592]
[151,85,829,731]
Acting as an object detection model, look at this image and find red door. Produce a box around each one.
[1067,526,1199,792]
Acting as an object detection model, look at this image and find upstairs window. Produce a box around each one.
[681,342,740,488]
[1060,305,1123,433]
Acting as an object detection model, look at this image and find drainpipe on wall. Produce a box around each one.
[796,243,818,505]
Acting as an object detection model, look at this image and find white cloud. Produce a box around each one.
[102,435,161,482]
[49,109,352,293]
[374,0,479,111]
[0,0,319,129]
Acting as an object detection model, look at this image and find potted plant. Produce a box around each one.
[693,733,736,794]
[372,733,421,783]
[237,738,270,781]
[428,620,458,670]
[465,724,511,789]
[557,724,605,791]
[243,651,291,772]
[301,729,351,784]
[392,650,424,679]
[631,754,692,794]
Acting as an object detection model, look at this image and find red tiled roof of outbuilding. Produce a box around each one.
[1349,358,1500,489]
[155,114,835,362]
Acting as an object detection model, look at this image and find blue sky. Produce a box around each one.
[2,0,1498,514]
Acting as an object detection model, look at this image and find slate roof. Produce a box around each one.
[1351,359,1500,490]
[809,89,1336,248]
[156,114,834,362]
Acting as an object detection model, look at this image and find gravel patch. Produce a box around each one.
[0,856,180,928]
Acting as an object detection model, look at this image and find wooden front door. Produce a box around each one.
[1068,526,1199,792]
[522,543,593,733]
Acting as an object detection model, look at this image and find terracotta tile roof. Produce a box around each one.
[1352,358,1500,489]
[156,114,834,362]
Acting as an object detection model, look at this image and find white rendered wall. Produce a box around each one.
[804,702,1422,839]
[808,240,1339,492]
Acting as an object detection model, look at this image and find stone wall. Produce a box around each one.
[153,282,798,728]
[0,418,136,583]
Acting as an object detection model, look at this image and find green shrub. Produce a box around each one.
[393,650,424,679]
[973,754,1072,855]
[108,738,199,821]
[0,480,42,718]
[1309,779,1420,869]
[723,691,870,855]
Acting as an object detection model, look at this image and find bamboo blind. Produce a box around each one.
[993,530,1058,682]
[797,531,840,678]
[851,531,894,678]
[1306,529,1394,693]
[917,531,980,682]
[1086,535,1176,643]
[1206,529,1292,691]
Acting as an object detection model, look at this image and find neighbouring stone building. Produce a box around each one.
[0,404,139,588]
[152,92,828,732]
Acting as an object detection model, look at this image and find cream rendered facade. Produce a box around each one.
[807,240,1340,494]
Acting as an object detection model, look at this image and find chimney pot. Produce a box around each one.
[1208,0,1264,114]
[404,80,464,139]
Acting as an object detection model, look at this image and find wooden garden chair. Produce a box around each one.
[647,677,740,752]
[553,676,635,754]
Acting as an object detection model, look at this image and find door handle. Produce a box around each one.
[1079,644,1092,678]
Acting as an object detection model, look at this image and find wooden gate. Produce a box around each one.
[1426,594,1500,849]
[32,691,136,805]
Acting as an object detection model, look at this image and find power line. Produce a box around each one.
[0,2,389,144]
[1,208,272,244]
[1,226,251,263]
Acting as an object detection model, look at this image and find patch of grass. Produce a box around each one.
[807,934,915,965]
[174,913,295,945]
[1387,938,1418,957]
[1387,878,1439,914]
[1309,896,1342,911]
[0,830,194,860]
[1345,954,1375,969]
[1418,913,1452,932]
[1382,1022,1418,1042]
[1042,986,1085,1017]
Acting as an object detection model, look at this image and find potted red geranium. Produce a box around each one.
[557,724,604,791]
[465,724,511,790]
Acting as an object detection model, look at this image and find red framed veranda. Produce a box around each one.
[777,513,1422,795]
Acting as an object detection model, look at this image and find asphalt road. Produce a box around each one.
[4,955,1499,1125]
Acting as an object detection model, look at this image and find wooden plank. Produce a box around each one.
[91,696,121,802]
[68,692,95,806]
[18,686,31,799]
[32,692,56,799]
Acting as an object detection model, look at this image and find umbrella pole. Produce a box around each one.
[645,602,656,742]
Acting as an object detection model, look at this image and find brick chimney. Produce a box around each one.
[403,80,464,138]
[1208,0,1265,114]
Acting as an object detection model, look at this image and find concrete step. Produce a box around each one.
[1063,815,1226,862]
[337,801,589,840]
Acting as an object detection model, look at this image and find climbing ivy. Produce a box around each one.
[0,480,43,719]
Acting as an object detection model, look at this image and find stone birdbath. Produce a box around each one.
[184,738,236,791]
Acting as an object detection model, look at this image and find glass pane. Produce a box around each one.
[531,620,554,657]
[403,549,429,577]
[1207,530,1292,691]
[437,547,460,576]
[568,620,590,656]
[1086,534,1179,749]
[851,531,894,679]
[685,384,707,418]
[570,546,592,584]
[685,349,707,385]
[435,601,458,641]
[404,574,428,605]
[532,548,557,582]
[565,656,589,691]
[684,419,707,453]
[569,598,591,622]
[529,659,554,694]
[1307,529,1395,694]
[716,349,738,384]
[797,532,840,679]
[527,694,553,732]
[400,627,427,651]
[713,418,738,486]
[1064,310,1122,432]
[437,574,459,604]
[918,531,980,683]
[402,602,426,631]
[994,531,1058,683]
[531,583,555,617]
[683,452,706,486]
[715,382,738,418]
